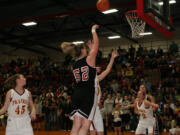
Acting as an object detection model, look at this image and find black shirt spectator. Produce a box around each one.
[157,47,163,56]
[129,45,135,58]
[137,44,143,56]
[169,41,179,53]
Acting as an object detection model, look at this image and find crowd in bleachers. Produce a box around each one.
[0,41,180,133]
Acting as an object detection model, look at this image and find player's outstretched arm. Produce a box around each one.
[133,101,141,115]
[29,91,36,120]
[87,25,99,67]
[0,90,11,115]
[124,103,135,109]
[149,95,155,103]
[98,50,118,81]
[144,100,159,110]
[134,104,140,115]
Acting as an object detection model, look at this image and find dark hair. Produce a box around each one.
[3,74,21,91]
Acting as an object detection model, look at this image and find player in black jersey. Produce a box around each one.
[61,24,99,135]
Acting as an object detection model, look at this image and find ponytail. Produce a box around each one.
[60,42,86,58]
[61,42,75,55]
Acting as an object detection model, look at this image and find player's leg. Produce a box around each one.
[96,120,104,135]
[79,118,92,135]
[117,127,121,135]
[97,131,104,135]
[90,122,97,135]
[90,130,97,135]
[148,126,154,135]
[95,107,104,135]
[135,123,146,135]
[114,127,118,135]
[90,107,98,135]
[38,120,41,131]
[90,112,104,135]
[118,126,122,135]
[175,125,180,135]
[70,115,83,135]
[80,90,98,135]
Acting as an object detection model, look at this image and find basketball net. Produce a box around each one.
[125,10,146,38]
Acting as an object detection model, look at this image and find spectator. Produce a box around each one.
[121,96,131,131]
[42,100,51,131]
[0,103,5,127]
[143,78,151,93]
[169,112,180,135]
[137,44,143,56]
[46,88,54,97]
[129,45,135,59]
[157,47,163,56]
[131,78,139,91]
[176,112,180,128]
[49,97,58,130]
[57,98,63,130]
[34,97,42,131]
[125,66,134,78]
[169,41,179,53]
[149,47,156,57]
[112,104,122,135]
[110,80,119,92]
[104,94,114,131]
[115,92,123,106]
[120,79,128,92]
[129,111,138,132]
[63,98,72,131]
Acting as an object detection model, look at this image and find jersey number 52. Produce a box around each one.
[73,66,89,82]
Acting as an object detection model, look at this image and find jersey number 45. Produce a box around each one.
[15,105,26,115]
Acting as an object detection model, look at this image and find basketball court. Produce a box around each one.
[0,0,179,135]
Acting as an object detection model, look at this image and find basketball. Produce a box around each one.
[96,0,110,12]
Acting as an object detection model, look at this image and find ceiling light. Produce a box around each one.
[102,9,118,14]
[72,41,84,44]
[158,0,176,5]
[108,36,121,39]
[169,0,176,4]
[22,21,37,26]
[139,32,152,36]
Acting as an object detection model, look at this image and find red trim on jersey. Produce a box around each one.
[14,88,25,96]
[92,122,96,130]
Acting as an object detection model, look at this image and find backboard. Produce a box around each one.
[137,0,174,38]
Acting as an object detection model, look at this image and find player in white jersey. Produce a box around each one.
[89,50,119,135]
[139,84,159,133]
[124,91,158,135]
[0,74,36,135]
[90,80,104,135]
[135,91,158,135]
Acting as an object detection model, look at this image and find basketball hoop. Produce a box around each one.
[125,10,146,38]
